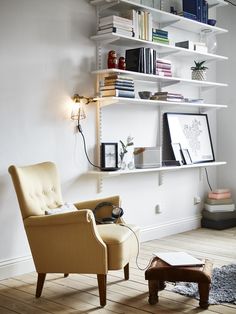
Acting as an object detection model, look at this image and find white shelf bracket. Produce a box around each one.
[160,20,181,29]
[96,101,103,193]
[159,50,179,58]
[161,80,180,87]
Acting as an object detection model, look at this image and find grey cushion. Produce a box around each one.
[201,218,236,230]
[202,209,236,221]
[205,197,234,205]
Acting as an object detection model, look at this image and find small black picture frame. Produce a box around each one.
[100,143,119,171]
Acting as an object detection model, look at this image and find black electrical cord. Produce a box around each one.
[204,168,213,191]
[77,123,101,170]
[225,0,236,7]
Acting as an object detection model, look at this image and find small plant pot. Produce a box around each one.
[192,70,207,81]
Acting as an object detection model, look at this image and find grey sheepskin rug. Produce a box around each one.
[172,264,236,304]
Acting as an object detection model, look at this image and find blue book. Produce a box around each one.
[182,11,197,21]
[197,0,202,22]
[183,0,198,17]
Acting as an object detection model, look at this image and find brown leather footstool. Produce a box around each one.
[145,257,213,309]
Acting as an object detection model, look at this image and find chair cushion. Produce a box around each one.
[97,223,139,270]
[45,203,77,215]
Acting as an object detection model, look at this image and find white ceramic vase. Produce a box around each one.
[192,70,206,81]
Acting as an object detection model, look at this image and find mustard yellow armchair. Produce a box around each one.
[8,161,139,306]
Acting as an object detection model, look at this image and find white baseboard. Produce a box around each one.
[140,215,201,242]
[0,255,35,281]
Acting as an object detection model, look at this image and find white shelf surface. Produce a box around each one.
[89,161,227,177]
[94,96,227,111]
[90,0,228,35]
[91,33,228,62]
[92,68,228,89]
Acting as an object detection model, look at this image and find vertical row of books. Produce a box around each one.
[182,0,208,23]
[125,47,156,74]
[100,74,135,98]
[125,48,173,77]
[97,15,134,37]
[125,9,153,40]
[124,9,170,44]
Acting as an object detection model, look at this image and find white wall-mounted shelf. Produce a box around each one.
[92,68,228,89]
[91,33,228,62]
[89,161,227,177]
[90,0,228,35]
[94,96,227,112]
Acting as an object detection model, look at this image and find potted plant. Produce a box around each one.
[191,61,208,81]
[119,136,134,170]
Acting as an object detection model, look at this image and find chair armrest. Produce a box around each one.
[74,195,121,210]
[24,210,108,274]
[24,209,93,227]
[74,195,124,223]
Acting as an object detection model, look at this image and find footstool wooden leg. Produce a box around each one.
[148,280,159,305]
[158,280,166,291]
[198,283,210,309]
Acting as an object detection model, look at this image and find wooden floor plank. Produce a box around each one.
[0,227,235,313]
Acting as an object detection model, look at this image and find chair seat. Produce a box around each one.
[97,224,139,270]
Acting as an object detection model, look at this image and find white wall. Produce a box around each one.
[216,6,236,197]
[0,0,218,279]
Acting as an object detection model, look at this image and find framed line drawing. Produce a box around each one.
[100,143,119,171]
[165,113,215,164]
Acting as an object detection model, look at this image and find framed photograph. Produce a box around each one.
[100,143,119,171]
[165,113,215,164]
[181,148,192,165]
[171,143,184,165]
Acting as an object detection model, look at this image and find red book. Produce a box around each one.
[208,192,232,200]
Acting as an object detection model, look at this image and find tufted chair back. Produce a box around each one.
[8,162,63,219]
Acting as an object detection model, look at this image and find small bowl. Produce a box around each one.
[138,91,152,99]
[207,19,216,26]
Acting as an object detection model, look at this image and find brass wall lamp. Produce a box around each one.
[71,93,100,169]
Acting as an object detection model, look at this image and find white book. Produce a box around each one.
[153,252,204,267]
[204,203,235,212]
[99,15,132,27]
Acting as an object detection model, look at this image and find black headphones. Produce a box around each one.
[93,202,124,224]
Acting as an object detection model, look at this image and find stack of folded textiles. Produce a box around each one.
[201,189,236,230]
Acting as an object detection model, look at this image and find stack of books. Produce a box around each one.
[100,74,135,98]
[152,29,169,45]
[97,15,134,38]
[150,92,184,102]
[201,189,236,230]
[156,58,172,77]
[175,40,208,53]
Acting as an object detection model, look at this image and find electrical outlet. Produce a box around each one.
[194,196,201,205]
[155,205,161,214]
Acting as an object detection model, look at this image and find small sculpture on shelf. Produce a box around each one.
[118,56,126,70]
[119,136,134,170]
[107,50,118,69]
[191,60,208,81]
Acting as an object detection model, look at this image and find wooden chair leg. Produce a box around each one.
[36,273,46,298]
[124,263,129,280]
[97,274,107,307]
[64,273,69,278]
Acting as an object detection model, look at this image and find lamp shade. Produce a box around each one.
[71,94,86,122]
